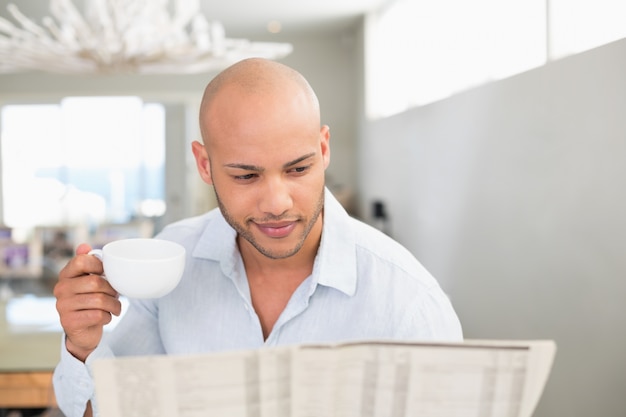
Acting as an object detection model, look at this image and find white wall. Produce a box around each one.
[358,38,626,417]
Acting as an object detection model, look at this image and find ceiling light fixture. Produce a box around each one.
[0,0,293,75]
[267,20,282,34]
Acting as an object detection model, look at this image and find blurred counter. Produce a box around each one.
[0,296,62,372]
[0,295,61,409]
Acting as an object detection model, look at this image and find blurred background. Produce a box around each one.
[0,0,624,416]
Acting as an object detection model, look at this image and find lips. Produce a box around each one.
[255,221,297,238]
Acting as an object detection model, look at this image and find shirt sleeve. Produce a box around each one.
[52,334,114,417]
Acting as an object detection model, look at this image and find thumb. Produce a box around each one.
[75,243,93,255]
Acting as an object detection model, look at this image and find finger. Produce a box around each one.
[54,273,118,302]
[57,292,122,330]
[66,291,122,316]
[60,305,114,331]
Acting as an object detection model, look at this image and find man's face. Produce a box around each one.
[193,84,330,260]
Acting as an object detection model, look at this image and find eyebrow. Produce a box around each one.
[224,152,316,172]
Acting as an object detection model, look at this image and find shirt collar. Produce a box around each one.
[191,187,358,296]
[192,209,240,278]
[314,188,357,296]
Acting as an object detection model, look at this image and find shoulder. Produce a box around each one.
[338,217,462,340]
[350,218,463,340]
[349,217,439,287]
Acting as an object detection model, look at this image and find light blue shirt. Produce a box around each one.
[53,189,462,416]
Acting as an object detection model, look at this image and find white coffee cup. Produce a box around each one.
[88,238,185,299]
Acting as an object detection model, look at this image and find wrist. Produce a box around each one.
[65,337,96,363]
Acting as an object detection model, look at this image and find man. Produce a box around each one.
[53,58,462,416]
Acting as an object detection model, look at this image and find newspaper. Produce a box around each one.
[93,339,556,417]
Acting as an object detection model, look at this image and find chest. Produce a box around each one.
[247,273,309,340]
[156,261,410,353]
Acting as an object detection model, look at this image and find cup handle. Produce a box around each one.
[88,249,107,279]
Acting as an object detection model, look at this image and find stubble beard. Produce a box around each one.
[214,187,325,260]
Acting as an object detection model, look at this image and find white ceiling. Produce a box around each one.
[0,0,390,39]
[202,0,389,36]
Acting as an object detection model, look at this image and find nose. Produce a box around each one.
[258,176,293,217]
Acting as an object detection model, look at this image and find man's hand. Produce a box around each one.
[54,243,122,362]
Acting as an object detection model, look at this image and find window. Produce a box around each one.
[366,0,546,118]
[1,97,166,229]
[549,0,626,59]
[367,0,626,118]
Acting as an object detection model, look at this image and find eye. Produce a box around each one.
[288,165,311,175]
[233,173,257,181]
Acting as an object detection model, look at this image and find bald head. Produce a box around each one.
[199,58,320,144]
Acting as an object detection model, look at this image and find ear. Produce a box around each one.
[320,125,331,170]
[191,141,213,185]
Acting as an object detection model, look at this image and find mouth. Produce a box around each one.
[254,221,297,238]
